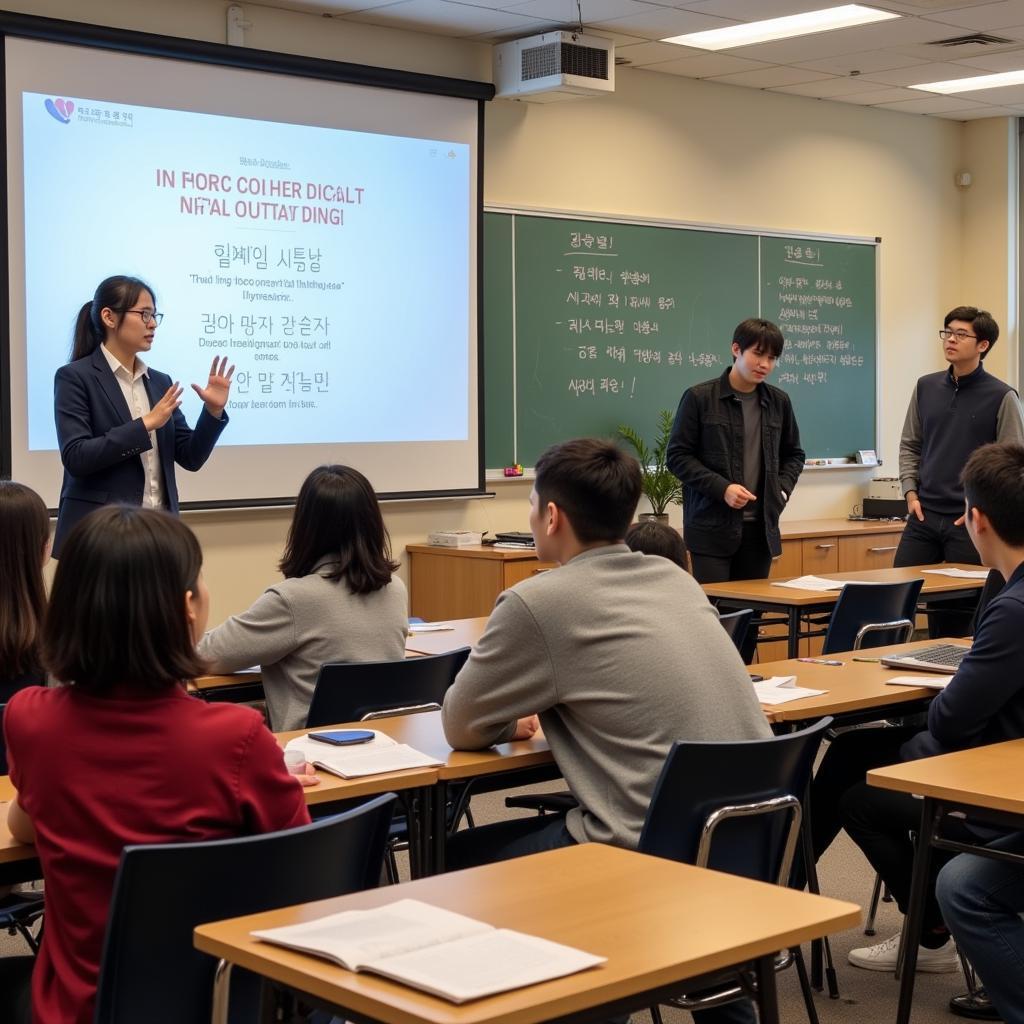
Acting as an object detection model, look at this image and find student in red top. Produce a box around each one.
[3,506,310,1024]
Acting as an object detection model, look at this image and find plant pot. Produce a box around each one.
[638,513,670,524]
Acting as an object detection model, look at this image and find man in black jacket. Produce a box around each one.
[667,318,805,583]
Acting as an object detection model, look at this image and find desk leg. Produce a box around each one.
[787,607,800,660]
[755,954,780,1024]
[801,784,840,999]
[404,785,436,879]
[432,780,449,874]
[896,797,940,1024]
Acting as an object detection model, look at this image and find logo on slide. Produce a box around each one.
[44,98,75,124]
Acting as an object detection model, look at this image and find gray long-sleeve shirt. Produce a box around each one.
[442,544,770,849]
[199,564,408,731]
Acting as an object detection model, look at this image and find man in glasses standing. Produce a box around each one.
[896,306,1024,633]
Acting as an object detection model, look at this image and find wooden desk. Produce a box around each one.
[705,564,984,659]
[868,740,1024,1024]
[754,637,966,725]
[406,618,489,656]
[407,519,905,621]
[195,843,860,1024]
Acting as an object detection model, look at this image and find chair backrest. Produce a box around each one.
[972,569,1006,635]
[639,717,832,885]
[305,648,471,728]
[0,703,6,776]
[821,579,924,655]
[93,793,396,1024]
[717,609,756,664]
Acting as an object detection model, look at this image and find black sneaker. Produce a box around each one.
[950,989,1002,1021]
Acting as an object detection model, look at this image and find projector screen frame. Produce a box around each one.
[0,8,493,509]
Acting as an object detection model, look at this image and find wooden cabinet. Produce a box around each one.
[406,545,557,620]
[409,520,905,623]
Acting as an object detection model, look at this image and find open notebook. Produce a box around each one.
[284,733,442,779]
[252,898,605,1002]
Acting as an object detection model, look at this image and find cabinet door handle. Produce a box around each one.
[868,545,898,553]
[815,543,835,550]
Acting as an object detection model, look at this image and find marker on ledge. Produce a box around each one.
[503,464,524,477]
[797,658,843,666]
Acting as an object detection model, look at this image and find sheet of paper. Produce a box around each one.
[770,575,846,592]
[885,675,951,690]
[285,731,398,761]
[408,623,455,633]
[754,676,827,705]
[921,568,991,580]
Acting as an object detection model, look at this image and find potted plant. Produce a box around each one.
[617,410,683,523]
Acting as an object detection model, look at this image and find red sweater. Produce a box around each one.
[4,685,310,1024]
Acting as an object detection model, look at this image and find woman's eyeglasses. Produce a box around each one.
[125,309,163,326]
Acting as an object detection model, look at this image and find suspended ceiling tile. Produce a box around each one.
[917,1,1024,30]
[950,36,1024,67]
[947,102,1023,115]
[829,86,927,103]
[772,75,896,97]
[875,93,989,111]
[791,49,931,74]
[637,52,774,76]
[615,38,703,63]
[344,0,547,35]
[705,64,831,87]
[939,79,1024,101]
[859,59,992,84]
[591,5,739,38]
[507,0,693,23]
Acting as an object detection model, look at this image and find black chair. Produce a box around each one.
[93,793,396,1024]
[305,648,471,728]
[971,568,1005,634]
[0,702,46,954]
[821,579,923,655]
[640,717,833,1024]
[718,608,757,664]
[306,649,472,880]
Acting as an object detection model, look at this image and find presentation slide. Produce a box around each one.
[23,94,470,450]
[5,36,482,507]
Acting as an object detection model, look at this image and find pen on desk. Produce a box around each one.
[797,658,843,666]
[852,656,882,663]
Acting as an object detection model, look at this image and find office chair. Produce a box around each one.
[718,608,757,663]
[93,794,396,1024]
[641,717,833,1024]
[821,579,923,655]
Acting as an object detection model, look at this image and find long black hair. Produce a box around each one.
[70,275,155,362]
[279,465,398,595]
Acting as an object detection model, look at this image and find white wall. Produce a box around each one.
[13,1,1010,621]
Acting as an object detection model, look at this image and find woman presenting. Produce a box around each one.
[53,275,233,556]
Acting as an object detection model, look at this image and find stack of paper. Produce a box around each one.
[770,576,846,592]
[285,733,442,779]
[753,676,827,706]
[253,898,605,1002]
[885,675,952,691]
[408,623,455,634]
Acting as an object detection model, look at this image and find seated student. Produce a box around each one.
[199,464,408,730]
[807,442,1024,975]
[0,481,50,701]
[624,519,689,570]
[4,506,310,1024]
[442,438,770,1024]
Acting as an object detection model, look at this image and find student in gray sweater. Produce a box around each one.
[443,437,769,851]
[199,465,408,730]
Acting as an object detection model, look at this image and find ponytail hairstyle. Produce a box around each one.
[70,275,155,362]
[0,481,50,677]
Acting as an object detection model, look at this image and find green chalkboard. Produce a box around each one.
[484,210,877,468]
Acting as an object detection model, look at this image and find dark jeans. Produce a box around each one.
[894,509,981,637]
[689,521,773,584]
[808,728,973,937]
[447,816,756,1024]
[937,833,1024,1024]
[0,955,32,1024]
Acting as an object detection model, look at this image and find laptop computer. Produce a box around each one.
[879,644,971,675]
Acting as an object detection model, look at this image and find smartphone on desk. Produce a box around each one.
[308,729,375,746]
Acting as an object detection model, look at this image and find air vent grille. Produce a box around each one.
[930,33,1013,47]
[521,41,610,81]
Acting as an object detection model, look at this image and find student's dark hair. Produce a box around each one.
[733,318,784,359]
[279,465,398,595]
[43,506,207,693]
[70,275,155,362]
[534,438,641,544]
[0,482,50,678]
[625,520,689,571]
[945,306,999,357]
[962,443,1024,546]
